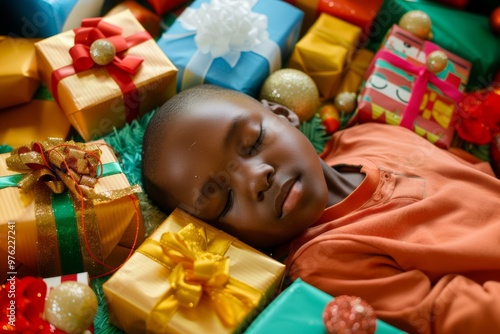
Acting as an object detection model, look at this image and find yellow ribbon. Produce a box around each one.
[139,223,264,331]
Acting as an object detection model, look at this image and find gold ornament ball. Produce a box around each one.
[259,68,320,122]
[426,50,448,73]
[399,10,432,40]
[90,39,116,65]
[44,281,98,334]
[334,92,357,113]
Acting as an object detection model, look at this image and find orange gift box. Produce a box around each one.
[0,139,145,280]
[34,9,177,142]
[105,0,162,39]
[0,36,41,109]
[284,0,383,38]
[103,208,286,334]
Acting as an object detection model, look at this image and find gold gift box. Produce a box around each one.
[0,36,41,109]
[287,13,361,101]
[35,9,177,142]
[0,139,145,280]
[0,95,71,148]
[103,208,286,334]
[337,48,374,95]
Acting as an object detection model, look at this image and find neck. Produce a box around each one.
[320,159,364,206]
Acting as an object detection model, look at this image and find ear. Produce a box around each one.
[261,99,300,128]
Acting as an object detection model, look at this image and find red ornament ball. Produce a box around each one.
[322,295,377,334]
[490,7,500,35]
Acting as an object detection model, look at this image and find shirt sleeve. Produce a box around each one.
[287,238,500,334]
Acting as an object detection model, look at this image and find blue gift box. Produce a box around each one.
[2,0,111,38]
[245,278,407,334]
[157,0,303,97]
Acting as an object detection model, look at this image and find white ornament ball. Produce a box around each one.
[44,281,98,334]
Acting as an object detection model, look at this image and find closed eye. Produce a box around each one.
[219,189,233,221]
[248,125,265,156]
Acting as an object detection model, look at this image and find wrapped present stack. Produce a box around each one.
[1,0,500,333]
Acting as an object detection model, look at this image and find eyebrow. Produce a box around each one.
[224,114,249,149]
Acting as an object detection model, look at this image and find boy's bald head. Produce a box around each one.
[142,85,253,212]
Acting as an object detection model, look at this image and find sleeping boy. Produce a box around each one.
[142,84,500,334]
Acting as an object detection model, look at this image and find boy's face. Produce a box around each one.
[158,94,328,248]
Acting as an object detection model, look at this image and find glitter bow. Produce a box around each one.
[70,17,144,74]
[5,138,103,200]
[145,223,262,329]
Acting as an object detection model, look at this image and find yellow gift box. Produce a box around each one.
[287,13,361,101]
[337,48,374,95]
[103,208,286,334]
[0,36,41,109]
[34,9,177,142]
[0,87,71,147]
[0,139,145,280]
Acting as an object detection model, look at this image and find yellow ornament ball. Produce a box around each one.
[334,92,357,114]
[399,10,432,40]
[259,68,320,122]
[426,50,448,73]
[44,281,98,334]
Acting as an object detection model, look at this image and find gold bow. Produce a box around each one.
[143,223,263,331]
[5,137,101,199]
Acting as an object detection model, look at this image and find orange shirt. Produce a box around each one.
[285,123,500,334]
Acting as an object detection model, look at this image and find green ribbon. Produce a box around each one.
[1,161,123,274]
[52,191,83,274]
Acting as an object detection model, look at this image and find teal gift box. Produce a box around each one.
[157,0,303,97]
[245,278,406,334]
[366,0,500,90]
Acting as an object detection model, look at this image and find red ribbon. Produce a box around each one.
[372,47,464,131]
[51,17,152,123]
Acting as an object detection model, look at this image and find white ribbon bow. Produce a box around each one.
[163,0,281,90]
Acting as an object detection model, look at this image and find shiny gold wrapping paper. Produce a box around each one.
[0,98,71,147]
[337,48,374,94]
[287,13,361,101]
[34,9,177,142]
[0,139,145,279]
[103,208,286,334]
[0,37,41,109]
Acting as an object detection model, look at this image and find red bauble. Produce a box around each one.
[322,295,377,334]
[490,7,500,35]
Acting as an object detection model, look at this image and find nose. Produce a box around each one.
[242,161,274,201]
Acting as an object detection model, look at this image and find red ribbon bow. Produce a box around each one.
[0,277,65,333]
[51,17,152,123]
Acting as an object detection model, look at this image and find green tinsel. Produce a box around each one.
[299,114,332,154]
[0,144,13,154]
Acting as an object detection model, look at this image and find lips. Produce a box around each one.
[275,177,299,218]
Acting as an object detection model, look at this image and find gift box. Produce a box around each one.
[0,85,71,147]
[356,24,471,149]
[157,0,303,98]
[337,48,375,95]
[146,0,190,15]
[0,36,40,109]
[105,0,162,39]
[0,138,145,280]
[103,208,286,334]
[3,0,108,38]
[287,13,361,101]
[366,0,500,90]
[284,0,383,38]
[246,278,406,334]
[35,9,177,142]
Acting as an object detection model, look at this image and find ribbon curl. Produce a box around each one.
[145,223,263,329]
